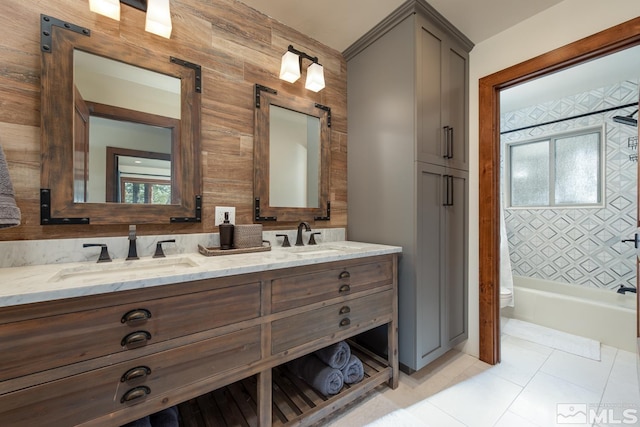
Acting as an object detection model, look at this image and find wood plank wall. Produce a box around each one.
[0,0,347,241]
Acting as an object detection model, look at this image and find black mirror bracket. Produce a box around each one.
[40,189,90,225]
[41,15,90,53]
[254,198,277,222]
[170,195,202,223]
[314,202,331,221]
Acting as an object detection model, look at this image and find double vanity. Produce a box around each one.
[0,241,400,426]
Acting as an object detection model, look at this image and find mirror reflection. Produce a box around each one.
[253,84,330,222]
[269,105,320,208]
[73,50,180,204]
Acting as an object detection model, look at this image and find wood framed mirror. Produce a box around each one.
[253,84,331,222]
[40,15,201,225]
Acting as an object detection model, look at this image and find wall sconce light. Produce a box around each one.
[89,0,172,39]
[279,45,325,92]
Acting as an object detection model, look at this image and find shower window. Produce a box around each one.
[507,127,603,208]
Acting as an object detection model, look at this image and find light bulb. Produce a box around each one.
[279,51,301,83]
[146,0,172,39]
[89,0,121,21]
[305,62,325,92]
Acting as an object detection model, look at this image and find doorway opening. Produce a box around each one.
[478,17,640,364]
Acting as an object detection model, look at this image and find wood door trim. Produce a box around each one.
[478,17,640,365]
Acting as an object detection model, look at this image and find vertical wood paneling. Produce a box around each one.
[0,0,347,240]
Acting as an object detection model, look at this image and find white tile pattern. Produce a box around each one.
[501,79,639,291]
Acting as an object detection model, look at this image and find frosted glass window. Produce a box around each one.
[510,141,550,206]
[508,129,602,208]
[555,133,600,204]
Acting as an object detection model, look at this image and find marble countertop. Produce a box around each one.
[0,241,401,308]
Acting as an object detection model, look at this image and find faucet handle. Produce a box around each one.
[276,234,291,247]
[153,239,176,258]
[308,232,321,245]
[83,243,112,263]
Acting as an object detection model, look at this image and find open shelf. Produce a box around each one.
[178,341,392,427]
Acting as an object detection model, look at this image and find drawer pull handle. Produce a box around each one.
[339,318,351,327]
[121,309,152,324]
[121,386,150,404]
[121,331,152,348]
[338,284,351,294]
[121,366,151,383]
[339,271,351,279]
[339,306,351,315]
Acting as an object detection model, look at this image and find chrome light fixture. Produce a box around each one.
[89,0,172,39]
[278,45,325,92]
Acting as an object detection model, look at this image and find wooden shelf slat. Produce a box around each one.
[178,342,391,427]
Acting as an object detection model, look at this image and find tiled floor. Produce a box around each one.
[325,333,640,426]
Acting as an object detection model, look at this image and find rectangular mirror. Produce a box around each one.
[269,105,321,208]
[74,50,179,204]
[40,15,201,225]
[254,85,330,222]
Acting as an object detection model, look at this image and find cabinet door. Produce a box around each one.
[417,163,447,368]
[417,19,445,166]
[446,170,468,345]
[417,16,468,171]
[443,44,468,171]
[417,164,468,369]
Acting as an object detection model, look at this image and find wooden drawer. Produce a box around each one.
[271,289,393,354]
[271,259,393,313]
[0,326,261,426]
[0,282,260,382]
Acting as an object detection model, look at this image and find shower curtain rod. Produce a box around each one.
[500,102,637,135]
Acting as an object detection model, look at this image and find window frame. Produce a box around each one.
[505,126,605,209]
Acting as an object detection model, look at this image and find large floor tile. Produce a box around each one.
[540,346,616,393]
[489,335,552,386]
[406,400,467,426]
[426,370,522,427]
[493,410,540,427]
[509,371,602,426]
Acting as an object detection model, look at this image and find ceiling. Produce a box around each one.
[237,0,565,52]
[237,0,639,112]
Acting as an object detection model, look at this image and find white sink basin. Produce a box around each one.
[49,257,199,283]
[283,246,345,257]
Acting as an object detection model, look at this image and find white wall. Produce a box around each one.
[463,0,640,357]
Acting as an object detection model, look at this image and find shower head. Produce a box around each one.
[613,108,638,127]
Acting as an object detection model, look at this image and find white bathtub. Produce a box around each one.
[502,275,637,352]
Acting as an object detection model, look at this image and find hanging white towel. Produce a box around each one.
[500,197,514,306]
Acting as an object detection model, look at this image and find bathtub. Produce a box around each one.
[502,275,637,352]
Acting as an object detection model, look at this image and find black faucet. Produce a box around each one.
[295,222,311,246]
[617,285,637,294]
[83,243,112,263]
[127,225,139,260]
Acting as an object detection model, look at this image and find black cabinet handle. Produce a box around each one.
[121,386,151,403]
[339,318,351,327]
[339,306,351,315]
[121,331,152,348]
[338,284,351,294]
[121,366,151,383]
[448,127,454,159]
[338,271,350,280]
[121,309,152,325]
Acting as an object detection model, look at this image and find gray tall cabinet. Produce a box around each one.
[345,0,473,372]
